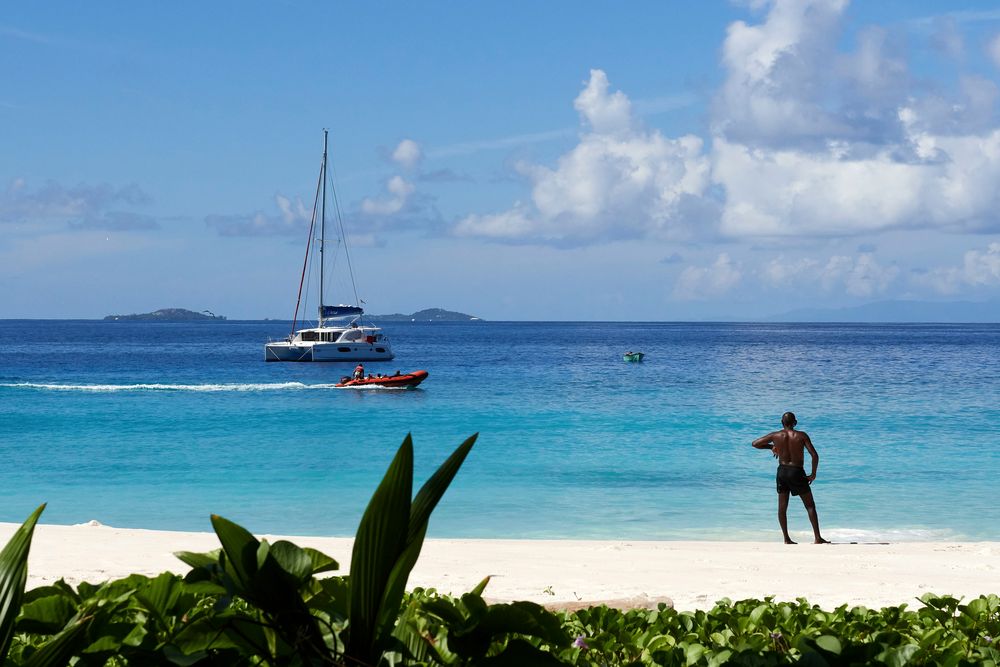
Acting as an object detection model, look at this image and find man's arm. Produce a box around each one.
[803,433,819,481]
[752,432,777,449]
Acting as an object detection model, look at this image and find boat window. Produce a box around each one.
[339,329,363,342]
[376,348,386,353]
[301,331,318,342]
[338,347,351,352]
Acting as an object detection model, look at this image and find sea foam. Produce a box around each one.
[0,382,340,392]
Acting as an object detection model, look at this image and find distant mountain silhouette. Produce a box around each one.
[369,308,482,322]
[768,299,1000,323]
[104,308,227,321]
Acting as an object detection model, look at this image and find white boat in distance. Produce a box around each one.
[265,131,393,362]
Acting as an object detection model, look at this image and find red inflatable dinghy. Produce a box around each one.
[336,369,428,389]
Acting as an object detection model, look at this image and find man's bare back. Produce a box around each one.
[763,428,815,470]
[752,411,829,544]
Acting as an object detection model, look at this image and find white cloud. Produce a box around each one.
[674,253,742,299]
[447,0,1000,298]
[360,176,416,216]
[820,253,898,297]
[573,69,634,136]
[715,0,851,146]
[761,256,820,287]
[206,194,309,237]
[760,252,897,296]
[455,70,713,246]
[708,1,1000,240]
[922,242,1000,294]
[1,178,156,233]
[391,139,422,169]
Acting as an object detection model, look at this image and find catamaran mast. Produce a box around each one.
[319,129,328,328]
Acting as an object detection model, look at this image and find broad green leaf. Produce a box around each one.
[17,595,77,634]
[421,598,465,626]
[302,547,339,575]
[269,541,314,584]
[347,434,414,662]
[173,549,222,571]
[408,433,477,544]
[374,522,427,647]
[707,649,733,667]
[318,576,350,620]
[21,616,91,667]
[0,503,45,663]
[815,634,842,654]
[478,601,568,646]
[375,435,478,652]
[161,644,213,667]
[391,600,440,665]
[684,641,706,665]
[22,582,78,606]
[964,597,988,616]
[885,643,920,667]
[134,571,182,624]
[459,592,489,622]
[210,515,261,595]
[479,638,565,666]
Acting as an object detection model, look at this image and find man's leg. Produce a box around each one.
[799,492,830,544]
[777,491,795,544]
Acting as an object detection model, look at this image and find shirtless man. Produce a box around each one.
[752,412,829,544]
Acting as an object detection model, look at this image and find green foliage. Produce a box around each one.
[347,432,477,665]
[1,504,44,663]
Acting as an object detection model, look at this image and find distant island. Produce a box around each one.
[369,308,482,322]
[104,308,227,322]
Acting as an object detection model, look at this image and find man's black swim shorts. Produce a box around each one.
[776,464,810,496]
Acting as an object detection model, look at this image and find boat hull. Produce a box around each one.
[265,341,394,362]
[336,370,428,388]
[623,352,645,362]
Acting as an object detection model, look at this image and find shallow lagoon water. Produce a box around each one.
[1,320,998,541]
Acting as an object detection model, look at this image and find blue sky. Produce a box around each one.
[4,1,1000,320]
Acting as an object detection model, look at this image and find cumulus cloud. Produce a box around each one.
[922,243,1000,294]
[711,0,1000,239]
[453,1,1000,249]
[206,195,310,237]
[715,0,853,147]
[391,139,422,169]
[360,176,416,216]
[674,253,742,299]
[0,178,156,231]
[820,253,899,296]
[761,256,821,287]
[354,173,444,236]
[760,252,898,296]
[456,69,714,246]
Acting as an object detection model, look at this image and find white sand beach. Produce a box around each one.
[3,522,998,611]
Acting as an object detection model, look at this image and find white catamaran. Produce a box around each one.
[265,131,394,362]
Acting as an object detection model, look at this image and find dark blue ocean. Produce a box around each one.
[2,320,998,541]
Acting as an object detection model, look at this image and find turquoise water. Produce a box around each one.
[1,320,998,541]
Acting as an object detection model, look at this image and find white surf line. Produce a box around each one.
[0,382,341,392]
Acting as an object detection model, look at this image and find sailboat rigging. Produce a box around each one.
[264,130,394,362]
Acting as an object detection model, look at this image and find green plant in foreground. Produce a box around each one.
[0,505,41,662]
[173,431,479,666]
